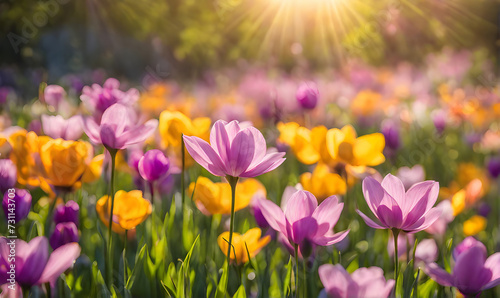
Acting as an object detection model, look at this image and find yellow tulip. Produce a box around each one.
[300,163,346,201]
[37,137,89,189]
[189,177,266,215]
[7,129,40,187]
[158,110,211,148]
[96,190,152,232]
[350,90,383,117]
[326,125,385,167]
[217,228,270,264]
[463,215,487,236]
[450,179,483,216]
[82,154,104,183]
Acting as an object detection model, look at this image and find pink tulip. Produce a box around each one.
[83,103,158,150]
[42,115,84,141]
[318,264,394,298]
[258,190,349,257]
[183,120,285,178]
[0,236,80,288]
[426,237,500,296]
[425,200,454,235]
[415,238,439,264]
[357,174,441,233]
[396,165,425,190]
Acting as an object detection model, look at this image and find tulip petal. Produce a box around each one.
[246,127,267,169]
[229,129,256,176]
[318,264,350,297]
[362,177,387,217]
[314,230,350,246]
[210,121,231,163]
[405,181,439,215]
[224,120,241,142]
[285,190,318,224]
[356,210,387,229]
[312,196,343,235]
[258,199,287,237]
[117,119,159,148]
[381,174,405,207]
[483,253,500,290]
[183,135,226,176]
[425,263,453,287]
[240,152,286,178]
[452,245,491,295]
[17,237,49,287]
[291,217,318,244]
[38,242,81,286]
[83,117,102,144]
[100,103,134,135]
[404,208,441,232]
[377,204,403,229]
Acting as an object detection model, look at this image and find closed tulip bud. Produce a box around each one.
[487,158,500,178]
[50,222,79,250]
[432,110,446,135]
[0,159,17,194]
[2,188,31,223]
[381,120,400,150]
[296,82,319,110]
[44,85,66,107]
[54,200,79,227]
[138,149,170,182]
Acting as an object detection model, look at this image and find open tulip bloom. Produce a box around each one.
[425,237,500,297]
[259,190,349,257]
[182,120,285,178]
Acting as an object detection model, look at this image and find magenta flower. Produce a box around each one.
[83,103,158,150]
[357,174,441,233]
[42,115,84,141]
[0,159,17,194]
[43,85,66,108]
[0,236,80,287]
[138,149,170,182]
[54,200,79,227]
[258,190,349,257]
[183,120,285,178]
[296,81,319,110]
[318,264,394,298]
[2,189,31,223]
[50,222,79,250]
[426,237,500,296]
[80,78,139,119]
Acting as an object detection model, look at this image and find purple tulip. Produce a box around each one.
[41,115,84,141]
[138,149,170,182]
[318,264,394,298]
[183,120,285,178]
[83,103,158,150]
[426,237,500,296]
[80,78,139,119]
[44,85,66,108]
[2,189,31,223]
[432,110,446,135]
[28,119,43,135]
[452,236,481,261]
[251,195,270,229]
[396,165,425,190]
[50,222,79,250]
[478,202,491,218]
[0,159,17,194]
[53,200,79,226]
[357,174,441,233]
[258,190,349,257]
[296,82,319,110]
[128,149,144,173]
[487,158,500,179]
[381,120,400,151]
[0,87,10,105]
[0,236,80,287]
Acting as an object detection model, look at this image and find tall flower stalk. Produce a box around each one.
[225,176,239,283]
[106,149,117,287]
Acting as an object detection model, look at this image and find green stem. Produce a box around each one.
[302,258,307,297]
[106,149,117,288]
[181,135,186,207]
[225,175,239,293]
[393,229,400,297]
[294,244,299,298]
[44,196,58,237]
[124,229,128,287]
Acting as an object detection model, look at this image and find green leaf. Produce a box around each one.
[233,285,247,298]
[177,235,199,298]
[215,262,228,298]
[91,261,111,298]
[283,257,293,297]
[403,259,415,298]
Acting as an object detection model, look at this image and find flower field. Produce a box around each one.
[1,50,500,298]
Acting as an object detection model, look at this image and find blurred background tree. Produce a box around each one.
[0,0,498,83]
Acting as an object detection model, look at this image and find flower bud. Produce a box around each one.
[296,82,319,110]
[54,200,79,227]
[50,222,79,250]
[138,149,170,182]
[2,189,31,223]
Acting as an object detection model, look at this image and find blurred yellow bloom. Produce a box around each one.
[300,163,346,201]
[82,154,104,183]
[38,136,89,189]
[456,163,489,195]
[277,123,331,165]
[217,228,270,264]
[0,137,12,158]
[96,190,152,232]
[450,179,483,216]
[8,129,40,187]
[159,110,211,148]
[350,90,382,117]
[326,125,385,167]
[463,215,487,236]
[189,177,265,215]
